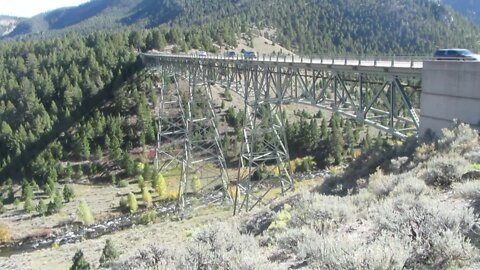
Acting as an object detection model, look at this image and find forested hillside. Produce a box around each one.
[0,24,242,195]
[5,0,480,54]
[442,0,480,26]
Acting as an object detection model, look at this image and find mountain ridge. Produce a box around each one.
[2,0,480,54]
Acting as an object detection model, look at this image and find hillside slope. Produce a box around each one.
[0,16,20,36]
[4,0,480,54]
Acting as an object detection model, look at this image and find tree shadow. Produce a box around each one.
[120,0,183,28]
[45,0,112,30]
[314,137,419,196]
[0,58,143,183]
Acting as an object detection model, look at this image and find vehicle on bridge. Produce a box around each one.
[433,49,480,61]
[226,51,236,58]
[197,50,208,57]
[243,51,257,59]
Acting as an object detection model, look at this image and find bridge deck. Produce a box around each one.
[142,53,423,77]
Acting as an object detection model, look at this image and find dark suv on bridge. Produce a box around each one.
[433,49,480,60]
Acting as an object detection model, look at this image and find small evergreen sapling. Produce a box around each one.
[99,239,119,266]
[127,192,138,212]
[76,201,95,225]
[155,173,167,197]
[142,188,153,207]
[70,249,90,270]
[63,185,75,203]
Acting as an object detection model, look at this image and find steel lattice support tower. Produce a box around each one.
[154,64,230,208]
[233,66,293,214]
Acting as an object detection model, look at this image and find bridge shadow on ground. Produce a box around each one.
[314,137,420,196]
[0,59,143,183]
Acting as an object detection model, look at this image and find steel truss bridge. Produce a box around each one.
[141,53,423,213]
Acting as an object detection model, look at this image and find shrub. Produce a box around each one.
[119,197,128,212]
[63,185,75,203]
[70,249,90,270]
[413,143,436,164]
[52,241,60,250]
[142,188,152,207]
[438,123,479,155]
[139,210,157,224]
[127,192,138,212]
[421,156,469,187]
[372,195,477,269]
[465,147,480,163]
[76,201,95,225]
[117,180,129,188]
[99,239,119,266]
[224,88,232,101]
[268,204,292,232]
[296,231,410,269]
[367,168,399,199]
[182,223,278,269]
[289,193,357,233]
[0,225,12,244]
[164,190,178,201]
[391,174,427,198]
[112,225,282,269]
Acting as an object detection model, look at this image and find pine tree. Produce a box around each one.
[99,239,119,266]
[328,124,344,165]
[70,250,90,270]
[24,197,34,213]
[54,190,64,211]
[63,185,75,203]
[36,200,48,216]
[320,118,328,140]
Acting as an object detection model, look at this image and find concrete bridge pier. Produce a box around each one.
[420,61,480,135]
